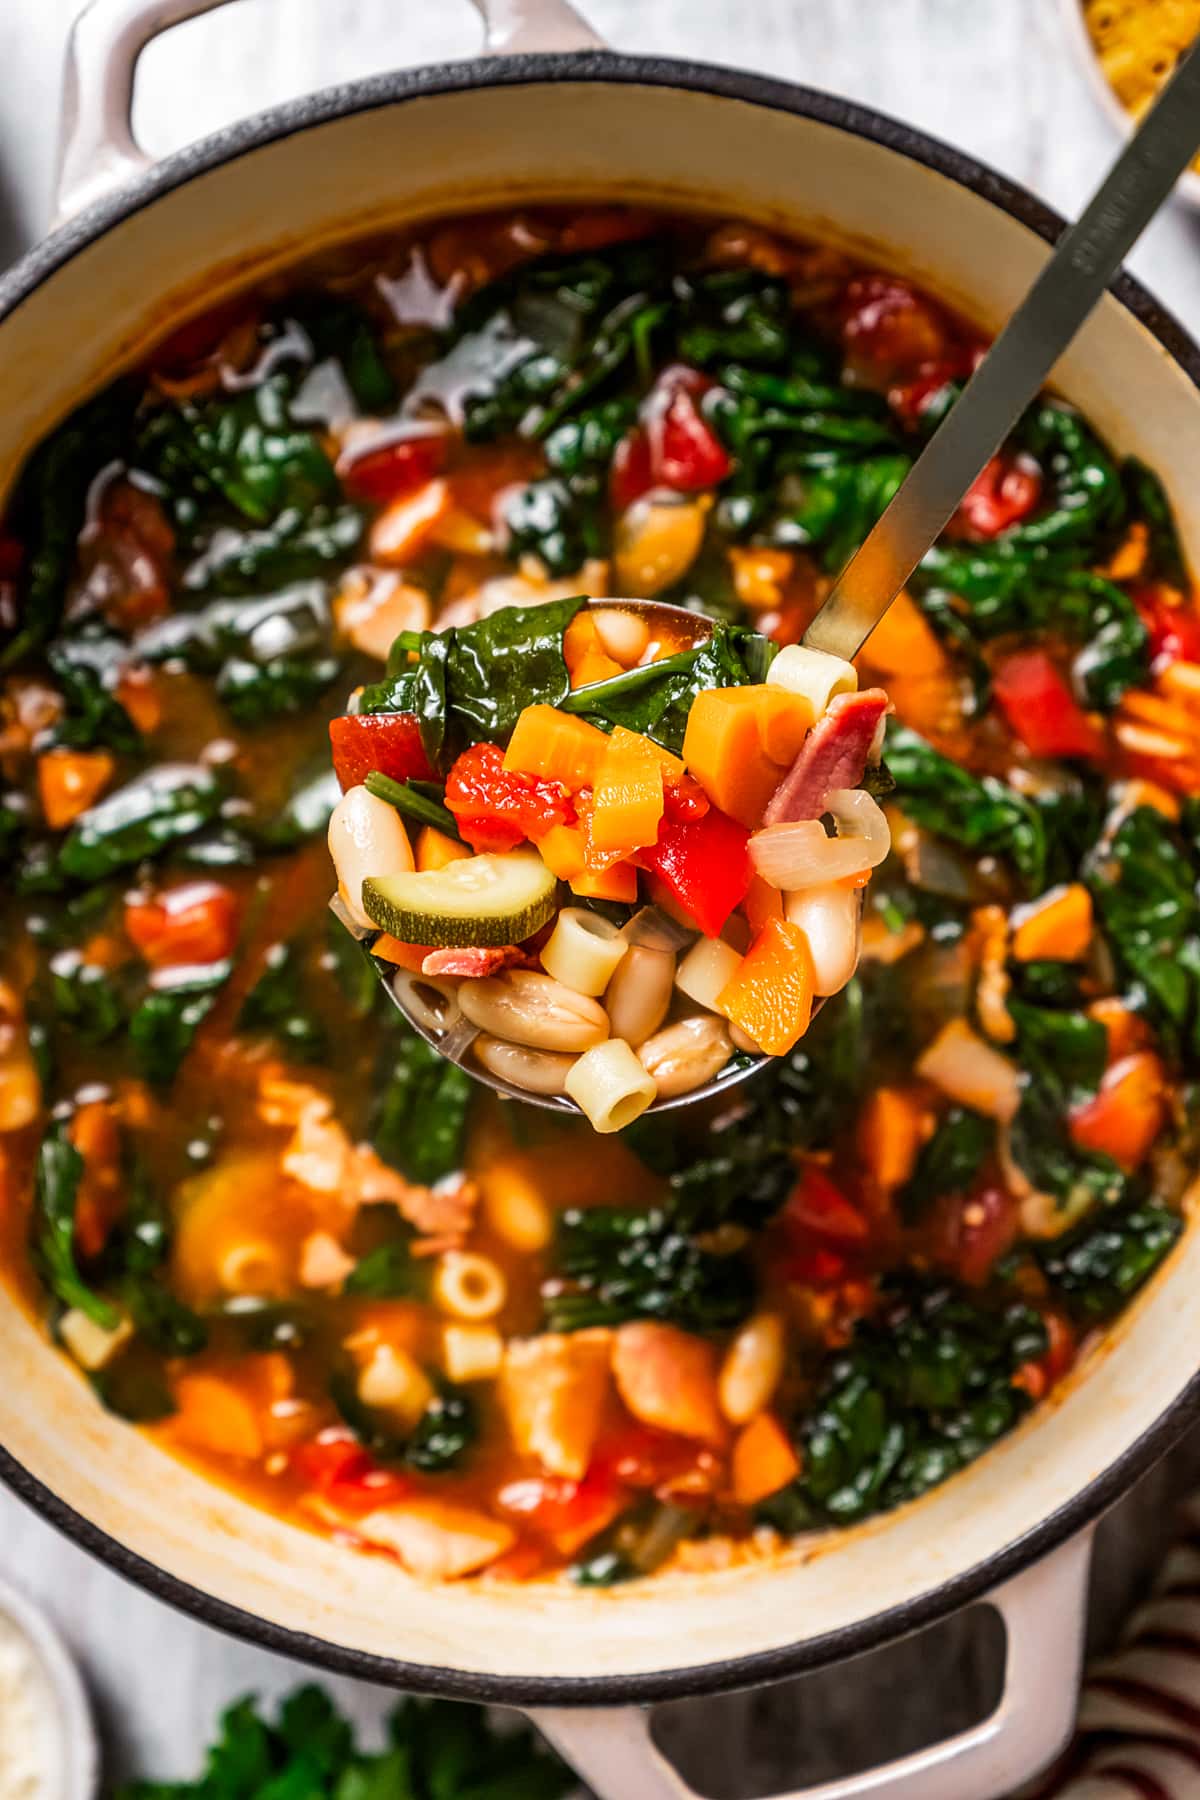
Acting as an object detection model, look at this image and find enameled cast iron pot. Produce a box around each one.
[4,3,1200,1795]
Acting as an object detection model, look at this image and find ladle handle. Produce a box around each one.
[803,34,1200,663]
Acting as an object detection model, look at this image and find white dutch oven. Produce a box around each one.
[4,3,1200,1796]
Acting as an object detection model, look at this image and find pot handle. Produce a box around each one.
[530,1530,1094,1800]
[54,0,606,225]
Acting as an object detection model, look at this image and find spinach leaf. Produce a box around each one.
[237,943,327,1062]
[1006,994,1124,1214]
[30,1129,118,1329]
[1009,999,1107,1105]
[58,763,224,882]
[91,1343,177,1423]
[561,620,776,754]
[885,725,1047,894]
[254,765,342,851]
[290,292,398,414]
[371,1026,472,1185]
[182,504,365,597]
[1085,803,1200,1059]
[545,1202,756,1333]
[502,474,606,576]
[675,268,796,367]
[1013,404,1124,550]
[2,382,137,668]
[46,949,126,1044]
[100,1157,207,1356]
[1123,456,1187,587]
[130,961,232,1085]
[1037,1200,1182,1321]
[771,1279,1046,1526]
[216,653,342,725]
[331,1369,477,1473]
[343,1237,424,1299]
[45,637,140,753]
[772,453,912,571]
[136,582,341,724]
[898,1108,992,1224]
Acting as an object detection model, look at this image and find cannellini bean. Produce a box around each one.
[333,570,431,662]
[593,606,651,665]
[784,884,860,996]
[719,1313,786,1424]
[605,943,676,1046]
[458,970,609,1053]
[614,493,707,596]
[675,936,744,1014]
[473,1035,578,1097]
[637,1015,732,1098]
[392,970,461,1037]
[327,784,414,929]
[540,906,629,996]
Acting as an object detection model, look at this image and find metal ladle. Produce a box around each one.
[368,36,1200,1117]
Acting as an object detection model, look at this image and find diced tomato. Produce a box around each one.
[661,771,711,824]
[610,427,655,510]
[783,1164,870,1245]
[77,481,175,630]
[590,1422,716,1497]
[444,742,575,853]
[946,453,1042,542]
[785,1246,850,1288]
[496,1465,627,1557]
[1014,1310,1077,1401]
[637,805,751,937]
[124,881,240,968]
[838,275,951,385]
[329,712,434,792]
[556,208,658,252]
[1136,584,1200,668]
[292,1432,412,1514]
[612,365,733,508]
[152,299,254,375]
[936,1185,1018,1288]
[339,431,448,505]
[0,536,19,634]
[1069,1051,1167,1171]
[992,651,1106,761]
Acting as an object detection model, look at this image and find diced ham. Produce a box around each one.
[356,1499,515,1579]
[500,1329,613,1480]
[421,946,522,979]
[763,688,890,824]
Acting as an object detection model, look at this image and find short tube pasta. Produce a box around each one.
[357,1344,435,1426]
[540,906,629,996]
[433,1251,508,1320]
[564,1038,658,1132]
[767,643,858,718]
[442,1324,504,1383]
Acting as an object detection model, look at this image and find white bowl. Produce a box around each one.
[1056,0,1200,209]
[0,1577,98,1800]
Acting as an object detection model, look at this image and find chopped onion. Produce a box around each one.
[825,788,892,868]
[916,1018,1021,1123]
[749,820,872,890]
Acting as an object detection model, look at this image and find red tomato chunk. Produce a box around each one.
[329,712,434,791]
[445,742,575,853]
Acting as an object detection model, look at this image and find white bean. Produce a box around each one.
[605,943,676,1046]
[637,1015,732,1098]
[719,1313,786,1424]
[458,970,609,1053]
[327,784,413,928]
[593,606,651,665]
[473,1035,578,1096]
[784,884,860,996]
[614,494,707,596]
[675,936,743,1014]
[392,970,460,1037]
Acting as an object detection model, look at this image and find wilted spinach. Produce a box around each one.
[1037,1200,1182,1321]
[1085,802,1200,1060]
[371,1025,472,1185]
[58,763,224,882]
[237,942,327,1062]
[561,619,776,754]
[130,960,232,1085]
[885,725,1047,894]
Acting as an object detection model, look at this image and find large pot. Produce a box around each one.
[4,4,1200,1795]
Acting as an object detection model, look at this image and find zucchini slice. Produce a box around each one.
[362,852,558,947]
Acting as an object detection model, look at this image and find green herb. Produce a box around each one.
[363,771,462,839]
[898,1108,992,1224]
[371,1026,472,1186]
[238,942,327,1063]
[30,1129,118,1329]
[1037,1200,1182,1321]
[58,763,224,882]
[116,1686,573,1800]
[130,961,232,1086]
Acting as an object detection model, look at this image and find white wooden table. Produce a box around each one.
[3,1,1200,1786]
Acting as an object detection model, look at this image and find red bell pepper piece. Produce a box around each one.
[1136,584,1200,668]
[947,453,1042,541]
[329,712,434,792]
[838,275,951,384]
[784,1164,870,1245]
[992,651,1105,761]
[1069,1051,1166,1171]
[496,1466,627,1558]
[1014,1309,1077,1401]
[124,881,240,967]
[339,430,447,505]
[444,742,575,853]
[610,427,655,510]
[638,805,751,937]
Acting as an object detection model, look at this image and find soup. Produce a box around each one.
[0,206,1193,1585]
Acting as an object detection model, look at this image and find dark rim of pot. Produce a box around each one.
[3,49,1200,1710]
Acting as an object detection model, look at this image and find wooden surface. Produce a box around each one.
[4,2,1200,1790]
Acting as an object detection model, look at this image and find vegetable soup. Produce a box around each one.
[0,206,1194,1584]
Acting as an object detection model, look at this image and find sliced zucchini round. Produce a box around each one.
[362,851,558,947]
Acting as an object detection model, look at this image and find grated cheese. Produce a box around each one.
[0,1618,49,1800]
[1083,0,1200,167]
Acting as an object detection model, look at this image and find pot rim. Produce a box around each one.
[4,46,1200,1708]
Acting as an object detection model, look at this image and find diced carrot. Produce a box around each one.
[569,861,639,903]
[1069,1051,1167,1170]
[858,1086,928,1192]
[416,826,471,872]
[1087,997,1152,1063]
[859,589,946,677]
[563,609,600,677]
[504,704,609,790]
[1011,883,1094,963]
[682,688,791,828]
[731,1412,800,1505]
[571,646,624,688]
[370,934,427,971]
[718,917,815,1056]
[589,730,664,853]
[752,688,817,765]
[1013,1309,1077,1401]
[368,478,453,566]
[170,1372,266,1460]
[114,666,163,734]
[743,874,783,932]
[37,748,115,829]
[124,881,239,967]
[614,726,686,781]
[68,1099,122,1259]
[537,823,588,881]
